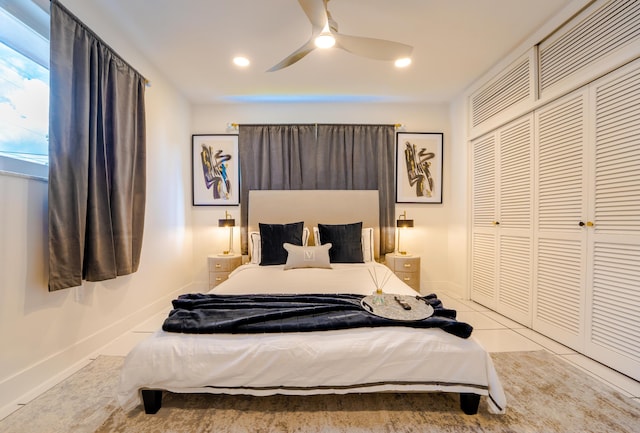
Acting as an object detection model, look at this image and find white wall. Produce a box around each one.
[447,96,470,298]
[0,0,194,417]
[191,102,458,295]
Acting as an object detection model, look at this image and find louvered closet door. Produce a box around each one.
[496,115,534,326]
[471,132,498,309]
[538,0,640,100]
[585,61,640,381]
[534,90,589,350]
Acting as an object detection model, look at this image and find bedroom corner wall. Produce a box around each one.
[0,0,194,419]
[446,96,470,299]
[190,101,462,296]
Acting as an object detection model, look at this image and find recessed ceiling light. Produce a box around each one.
[395,57,411,68]
[233,56,250,67]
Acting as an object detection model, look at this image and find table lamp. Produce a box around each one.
[396,211,414,255]
[218,211,235,255]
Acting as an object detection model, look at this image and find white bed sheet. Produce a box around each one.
[118,262,506,414]
[222,262,419,296]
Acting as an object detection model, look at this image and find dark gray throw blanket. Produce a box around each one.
[162,293,473,339]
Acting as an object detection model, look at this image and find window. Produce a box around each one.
[0,0,49,177]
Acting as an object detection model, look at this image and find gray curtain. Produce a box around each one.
[238,124,395,257]
[316,124,395,255]
[238,124,316,254]
[48,0,146,291]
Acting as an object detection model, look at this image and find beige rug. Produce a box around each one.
[1,351,639,433]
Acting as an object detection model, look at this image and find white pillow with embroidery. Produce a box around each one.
[283,243,332,270]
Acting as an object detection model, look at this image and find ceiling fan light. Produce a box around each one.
[233,56,250,67]
[395,57,412,68]
[315,33,336,49]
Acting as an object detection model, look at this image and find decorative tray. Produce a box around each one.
[361,294,434,321]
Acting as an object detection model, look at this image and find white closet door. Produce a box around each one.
[585,61,640,381]
[471,132,498,309]
[533,89,589,350]
[496,115,534,326]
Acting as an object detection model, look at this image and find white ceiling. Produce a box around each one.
[90,0,574,104]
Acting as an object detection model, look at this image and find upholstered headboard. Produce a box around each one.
[248,190,380,259]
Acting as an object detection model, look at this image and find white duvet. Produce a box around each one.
[118,262,506,414]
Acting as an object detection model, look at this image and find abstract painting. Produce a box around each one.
[192,134,239,206]
[396,132,443,203]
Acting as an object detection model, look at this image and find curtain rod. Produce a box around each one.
[226,123,405,130]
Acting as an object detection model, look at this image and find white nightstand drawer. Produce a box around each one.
[395,272,420,292]
[385,253,421,293]
[209,271,232,289]
[208,255,242,289]
[209,256,241,272]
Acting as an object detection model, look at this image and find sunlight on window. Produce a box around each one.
[0,40,49,165]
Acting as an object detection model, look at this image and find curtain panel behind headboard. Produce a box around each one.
[238,124,395,257]
[48,0,147,291]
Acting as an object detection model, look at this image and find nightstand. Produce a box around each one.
[208,254,242,290]
[385,253,421,292]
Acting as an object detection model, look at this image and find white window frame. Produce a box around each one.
[0,0,50,180]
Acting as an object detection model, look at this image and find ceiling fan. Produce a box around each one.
[267,0,413,72]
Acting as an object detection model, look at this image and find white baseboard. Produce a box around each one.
[444,281,467,299]
[0,282,197,421]
[420,280,450,296]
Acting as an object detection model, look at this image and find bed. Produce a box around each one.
[117,190,506,415]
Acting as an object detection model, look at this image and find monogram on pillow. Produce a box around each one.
[283,243,332,270]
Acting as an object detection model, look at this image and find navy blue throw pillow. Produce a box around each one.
[318,222,364,263]
[259,221,304,265]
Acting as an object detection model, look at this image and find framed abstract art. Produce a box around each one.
[192,134,239,206]
[395,132,443,203]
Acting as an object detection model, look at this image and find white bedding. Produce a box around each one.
[223,262,417,296]
[118,262,506,414]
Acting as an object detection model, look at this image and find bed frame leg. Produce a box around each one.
[459,393,480,415]
[141,389,163,414]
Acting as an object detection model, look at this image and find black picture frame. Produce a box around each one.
[395,132,443,203]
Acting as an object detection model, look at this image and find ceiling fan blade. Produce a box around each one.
[297,0,328,33]
[335,33,413,61]
[267,38,317,72]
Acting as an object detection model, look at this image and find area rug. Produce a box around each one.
[1,351,639,432]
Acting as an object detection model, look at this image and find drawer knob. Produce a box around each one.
[215,277,223,282]
[403,277,411,282]
[403,263,412,268]
[215,263,222,268]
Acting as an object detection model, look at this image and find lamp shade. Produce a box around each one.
[396,218,414,228]
[218,210,235,227]
[218,218,235,228]
[396,210,414,228]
